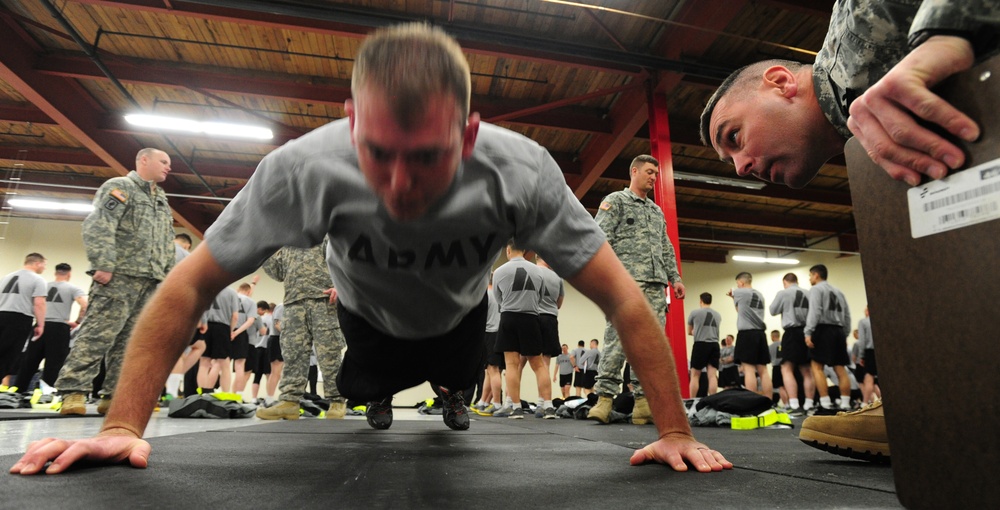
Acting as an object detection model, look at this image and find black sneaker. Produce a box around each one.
[366,396,393,430]
[439,387,470,431]
[811,406,840,416]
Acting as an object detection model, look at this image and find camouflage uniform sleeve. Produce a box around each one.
[261,249,285,282]
[593,193,620,245]
[661,221,681,284]
[909,0,1000,54]
[81,179,130,273]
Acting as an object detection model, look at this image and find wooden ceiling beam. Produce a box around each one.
[0,13,208,235]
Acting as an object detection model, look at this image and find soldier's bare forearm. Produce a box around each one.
[100,244,238,437]
[568,244,691,438]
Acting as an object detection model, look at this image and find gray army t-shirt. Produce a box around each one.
[205,120,605,339]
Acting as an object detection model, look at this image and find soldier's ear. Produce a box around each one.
[762,66,798,99]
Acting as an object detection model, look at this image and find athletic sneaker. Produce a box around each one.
[509,407,524,419]
[366,396,393,430]
[810,406,839,416]
[799,400,890,463]
[788,407,806,418]
[439,387,470,431]
[59,393,87,415]
[474,404,497,416]
[491,403,515,417]
[542,406,557,419]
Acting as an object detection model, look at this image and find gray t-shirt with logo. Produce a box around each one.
[0,269,47,317]
[687,307,722,343]
[733,287,766,331]
[204,120,605,339]
[44,281,86,322]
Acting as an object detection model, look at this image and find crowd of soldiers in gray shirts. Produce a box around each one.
[0,192,878,427]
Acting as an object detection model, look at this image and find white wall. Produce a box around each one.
[2,217,869,406]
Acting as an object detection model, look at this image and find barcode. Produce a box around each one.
[937,202,1000,225]
[924,181,1000,212]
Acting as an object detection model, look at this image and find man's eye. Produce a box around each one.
[728,130,739,145]
[409,150,442,166]
[370,147,391,162]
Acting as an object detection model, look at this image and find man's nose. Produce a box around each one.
[733,154,753,177]
[388,158,413,193]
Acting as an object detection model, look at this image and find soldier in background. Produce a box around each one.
[686,292,721,398]
[57,148,174,415]
[0,254,48,388]
[769,272,815,415]
[589,154,685,425]
[14,263,87,398]
[256,241,347,420]
[726,272,772,398]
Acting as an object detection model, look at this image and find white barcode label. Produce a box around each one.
[908,158,1000,238]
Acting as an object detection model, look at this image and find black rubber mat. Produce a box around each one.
[1,415,901,509]
[0,409,97,421]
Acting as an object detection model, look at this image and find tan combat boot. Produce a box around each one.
[97,397,112,415]
[60,393,87,415]
[587,395,614,424]
[632,396,653,425]
[255,400,300,420]
[799,400,890,463]
[326,400,347,419]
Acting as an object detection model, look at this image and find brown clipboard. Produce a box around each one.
[845,55,1000,508]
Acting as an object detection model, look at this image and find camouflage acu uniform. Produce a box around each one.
[814,0,1000,137]
[592,188,681,398]
[57,170,174,395]
[263,241,346,403]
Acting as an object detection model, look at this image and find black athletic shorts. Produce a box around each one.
[771,364,784,388]
[538,314,561,357]
[780,326,810,365]
[0,311,33,375]
[735,329,769,365]
[690,341,721,370]
[719,365,740,387]
[267,336,283,362]
[559,373,572,387]
[863,348,878,377]
[577,370,597,389]
[231,331,249,360]
[496,312,543,356]
[809,324,850,366]
[203,322,232,360]
[485,331,505,369]
[253,346,271,374]
[335,294,487,402]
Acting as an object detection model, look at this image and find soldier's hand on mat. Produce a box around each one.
[847,36,979,186]
[9,433,151,475]
[629,432,733,472]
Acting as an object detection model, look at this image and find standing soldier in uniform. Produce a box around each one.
[727,272,772,398]
[58,148,174,415]
[256,241,348,420]
[588,154,685,425]
[803,264,852,415]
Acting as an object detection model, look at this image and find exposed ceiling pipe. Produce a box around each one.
[39,0,220,198]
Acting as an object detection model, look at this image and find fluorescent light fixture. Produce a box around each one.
[8,198,94,213]
[732,255,799,265]
[674,171,767,190]
[124,114,273,140]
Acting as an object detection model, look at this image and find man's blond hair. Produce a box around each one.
[352,23,471,130]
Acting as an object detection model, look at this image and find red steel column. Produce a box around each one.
[647,89,690,398]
